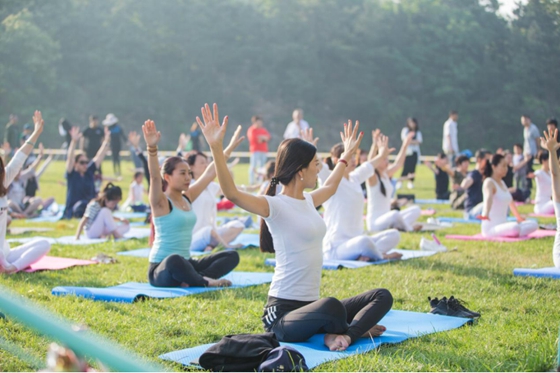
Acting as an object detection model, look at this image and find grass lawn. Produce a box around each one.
[0,159,558,371]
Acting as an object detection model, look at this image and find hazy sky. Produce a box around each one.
[498,0,528,17]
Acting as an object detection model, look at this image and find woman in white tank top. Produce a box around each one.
[540,129,560,268]
[532,151,554,215]
[480,154,538,237]
[366,131,421,232]
[318,133,402,262]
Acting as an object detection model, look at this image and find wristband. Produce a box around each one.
[25,140,35,147]
[338,159,348,167]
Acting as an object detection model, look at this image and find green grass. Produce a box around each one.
[1,159,559,371]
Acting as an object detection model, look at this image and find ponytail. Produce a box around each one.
[325,157,335,170]
[484,154,505,178]
[95,182,122,208]
[259,177,280,253]
[375,169,386,197]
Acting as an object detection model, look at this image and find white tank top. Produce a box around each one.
[534,169,552,207]
[481,178,512,234]
[366,172,393,229]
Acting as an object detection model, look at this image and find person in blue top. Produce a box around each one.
[142,118,244,288]
[64,126,111,219]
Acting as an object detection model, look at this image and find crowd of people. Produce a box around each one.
[0,105,559,353]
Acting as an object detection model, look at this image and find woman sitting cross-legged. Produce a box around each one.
[197,103,393,351]
[75,183,130,240]
[318,129,402,262]
[479,153,538,237]
[0,111,51,273]
[143,119,243,288]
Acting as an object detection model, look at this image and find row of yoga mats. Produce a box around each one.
[159,310,471,370]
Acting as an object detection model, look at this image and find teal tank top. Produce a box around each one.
[149,196,197,263]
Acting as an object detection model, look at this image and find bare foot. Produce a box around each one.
[204,277,232,287]
[412,224,423,232]
[362,324,386,338]
[324,334,351,351]
[383,252,403,260]
[0,262,18,274]
[357,255,371,262]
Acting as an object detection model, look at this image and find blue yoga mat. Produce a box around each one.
[438,216,530,224]
[228,233,259,248]
[159,310,470,369]
[265,250,437,270]
[52,272,273,303]
[513,267,560,279]
[113,211,148,219]
[415,199,449,205]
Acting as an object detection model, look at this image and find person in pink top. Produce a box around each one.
[247,115,271,185]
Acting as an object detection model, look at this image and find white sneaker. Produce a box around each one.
[395,181,403,190]
[420,237,447,252]
[407,181,414,189]
[426,217,440,225]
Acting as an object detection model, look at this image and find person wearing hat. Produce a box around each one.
[102,113,127,176]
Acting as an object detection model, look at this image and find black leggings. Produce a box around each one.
[264,288,393,344]
[401,152,418,181]
[148,251,239,287]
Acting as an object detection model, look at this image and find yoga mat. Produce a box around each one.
[446,229,555,242]
[25,256,96,273]
[52,271,273,303]
[9,228,151,246]
[438,216,533,224]
[513,267,560,279]
[113,211,148,219]
[265,249,437,270]
[117,248,207,258]
[159,310,470,370]
[228,233,260,248]
[26,209,64,223]
[421,209,436,216]
[415,199,449,205]
[529,213,555,218]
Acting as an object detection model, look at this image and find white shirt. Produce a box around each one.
[366,172,394,231]
[534,169,552,207]
[283,120,310,139]
[481,178,512,235]
[318,163,373,259]
[191,181,221,233]
[0,151,29,261]
[401,128,422,156]
[523,123,540,156]
[130,181,144,203]
[264,193,326,301]
[442,119,459,153]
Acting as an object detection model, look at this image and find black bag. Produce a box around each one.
[199,333,280,372]
[258,346,308,372]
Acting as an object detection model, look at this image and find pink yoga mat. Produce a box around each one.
[421,209,436,216]
[445,229,556,242]
[24,256,97,273]
[529,213,555,218]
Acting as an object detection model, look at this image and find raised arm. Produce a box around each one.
[368,134,394,169]
[186,124,244,202]
[309,120,363,207]
[26,143,45,173]
[197,103,270,217]
[92,127,111,170]
[387,131,414,177]
[66,127,82,173]
[541,129,560,202]
[368,129,381,161]
[142,120,168,216]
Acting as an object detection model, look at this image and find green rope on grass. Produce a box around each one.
[0,285,166,372]
[0,335,45,370]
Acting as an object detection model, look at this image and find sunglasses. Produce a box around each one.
[78,160,89,165]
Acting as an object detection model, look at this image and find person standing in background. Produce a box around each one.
[247,115,271,185]
[521,114,540,193]
[102,113,127,176]
[4,114,19,152]
[283,108,309,139]
[399,117,422,189]
[189,122,202,152]
[81,116,104,160]
[442,110,459,165]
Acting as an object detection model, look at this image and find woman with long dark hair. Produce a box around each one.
[0,111,51,273]
[399,117,422,189]
[142,119,243,288]
[197,103,393,352]
[479,154,538,237]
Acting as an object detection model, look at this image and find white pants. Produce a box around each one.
[534,200,555,215]
[553,202,560,268]
[190,220,245,251]
[333,229,401,261]
[369,206,421,232]
[481,220,539,238]
[86,207,130,239]
[5,239,51,271]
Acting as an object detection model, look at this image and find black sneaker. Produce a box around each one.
[448,296,480,318]
[428,297,448,315]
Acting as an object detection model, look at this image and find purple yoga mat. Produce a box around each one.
[25,256,97,272]
[445,229,555,242]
